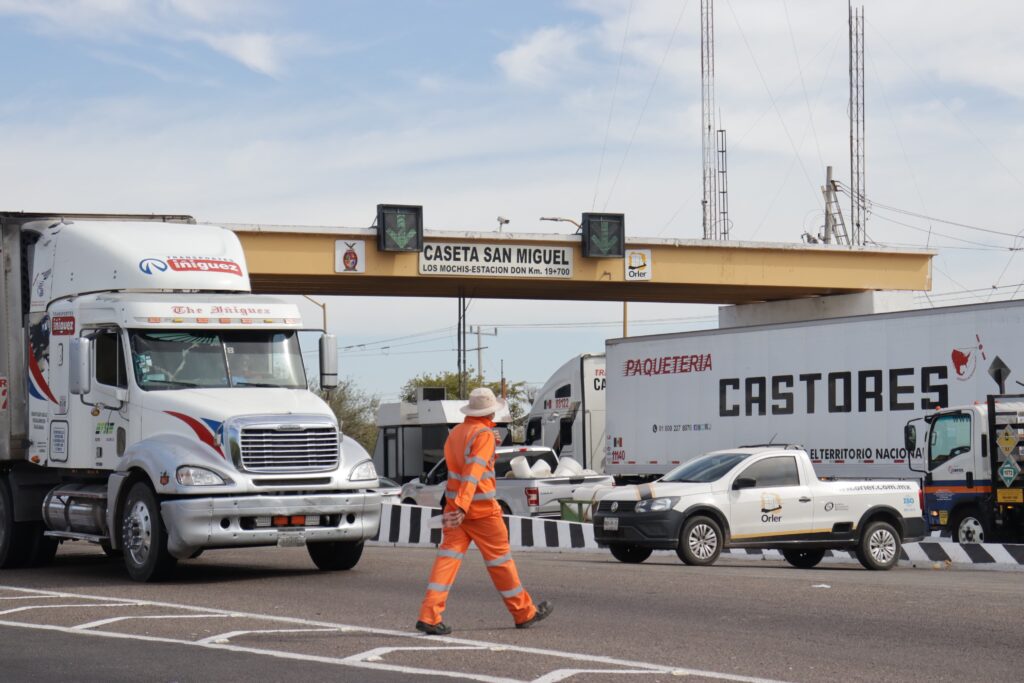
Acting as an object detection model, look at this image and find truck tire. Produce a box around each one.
[676,515,722,566]
[121,481,177,582]
[308,540,364,571]
[782,549,825,569]
[608,543,652,564]
[951,508,988,544]
[25,523,58,567]
[856,520,901,571]
[0,478,32,568]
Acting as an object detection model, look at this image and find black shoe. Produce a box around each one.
[515,600,553,629]
[415,620,452,636]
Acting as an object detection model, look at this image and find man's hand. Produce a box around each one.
[442,508,466,529]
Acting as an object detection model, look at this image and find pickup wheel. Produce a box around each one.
[782,549,825,569]
[609,543,653,564]
[498,501,512,516]
[308,540,364,571]
[0,477,32,569]
[676,515,723,566]
[856,520,901,571]
[121,481,177,582]
[402,498,418,506]
[951,508,989,544]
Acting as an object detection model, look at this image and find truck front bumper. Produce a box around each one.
[593,510,685,550]
[160,491,382,559]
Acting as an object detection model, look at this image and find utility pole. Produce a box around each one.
[469,326,498,382]
[700,0,719,240]
[849,1,866,246]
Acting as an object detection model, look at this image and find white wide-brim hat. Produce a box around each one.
[460,387,507,416]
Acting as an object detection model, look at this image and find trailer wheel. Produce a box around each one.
[676,515,723,566]
[782,549,825,569]
[0,478,32,569]
[856,520,901,571]
[951,508,988,544]
[307,540,364,571]
[608,543,653,564]
[121,481,177,582]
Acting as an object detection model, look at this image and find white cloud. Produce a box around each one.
[195,31,289,78]
[496,26,585,87]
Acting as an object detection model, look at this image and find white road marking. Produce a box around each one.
[73,613,230,630]
[197,627,352,645]
[0,585,789,683]
[0,603,134,616]
[0,595,63,600]
[533,669,670,682]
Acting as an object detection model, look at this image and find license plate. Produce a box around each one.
[277,530,307,548]
[603,517,619,531]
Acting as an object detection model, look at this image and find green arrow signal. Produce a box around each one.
[590,220,620,255]
[387,214,417,249]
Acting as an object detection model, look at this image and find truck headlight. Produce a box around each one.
[176,466,228,486]
[349,460,378,481]
[635,497,678,513]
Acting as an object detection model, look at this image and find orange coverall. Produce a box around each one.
[418,416,538,626]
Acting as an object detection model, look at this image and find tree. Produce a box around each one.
[400,370,529,425]
[318,378,380,454]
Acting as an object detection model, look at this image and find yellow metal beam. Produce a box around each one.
[230,225,933,304]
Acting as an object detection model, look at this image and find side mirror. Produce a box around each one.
[68,337,91,395]
[904,424,917,452]
[732,477,756,491]
[319,333,338,390]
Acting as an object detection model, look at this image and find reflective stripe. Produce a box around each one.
[473,491,496,501]
[427,582,451,593]
[445,490,457,499]
[463,474,480,485]
[484,552,511,567]
[447,472,462,482]
[466,456,489,468]
[437,549,464,560]
[480,471,495,480]
[463,427,489,457]
[499,585,524,598]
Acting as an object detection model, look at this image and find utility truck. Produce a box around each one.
[0,213,381,581]
[904,393,1024,543]
[524,353,606,471]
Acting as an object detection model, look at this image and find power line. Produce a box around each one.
[592,0,634,211]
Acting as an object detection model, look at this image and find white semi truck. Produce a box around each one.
[524,353,606,472]
[0,213,381,581]
[528,300,1022,541]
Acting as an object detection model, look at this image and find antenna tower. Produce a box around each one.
[848,2,866,245]
[716,128,730,239]
[700,0,721,240]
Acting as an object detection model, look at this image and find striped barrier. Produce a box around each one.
[369,503,1024,570]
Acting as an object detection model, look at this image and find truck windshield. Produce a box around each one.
[660,452,750,483]
[129,330,306,391]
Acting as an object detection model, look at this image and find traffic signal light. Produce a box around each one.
[377,204,424,252]
[581,213,625,258]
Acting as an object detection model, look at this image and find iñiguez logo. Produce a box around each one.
[139,258,169,275]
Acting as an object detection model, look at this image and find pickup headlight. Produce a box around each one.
[349,460,378,481]
[635,497,679,513]
[176,466,228,486]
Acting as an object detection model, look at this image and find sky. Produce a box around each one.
[3,0,1024,400]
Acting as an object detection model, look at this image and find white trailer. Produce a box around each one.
[604,299,1024,482]
[0,213,381,581]
[524,353,606,472]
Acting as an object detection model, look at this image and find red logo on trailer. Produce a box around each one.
[166,257,242,277]
[0,377,7,411]
[51,315,76,336]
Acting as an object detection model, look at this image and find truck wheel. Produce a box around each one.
[609,543,652,564]
[782,549,825,569]
[308,540,364,571]
[121,481,177,582]
[25,523,58,567]
[0,478,32,569]
[676,515,722,566]
[951,508,988,544]
[856,520,901,571]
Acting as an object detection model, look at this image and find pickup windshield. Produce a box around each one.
[129,330,306,391]
[660,452,750,483]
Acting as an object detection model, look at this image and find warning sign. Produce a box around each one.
[996,425,1019,457]
[997,457,1021,488]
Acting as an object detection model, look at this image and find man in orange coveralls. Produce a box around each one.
[416,387,553,635]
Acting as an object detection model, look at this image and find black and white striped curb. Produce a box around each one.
[368,503,1024,570]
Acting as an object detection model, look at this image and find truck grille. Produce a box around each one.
[239,426,340,473]
[597,500,635,513]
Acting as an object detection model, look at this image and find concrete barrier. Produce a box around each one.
[369,503,1024,570]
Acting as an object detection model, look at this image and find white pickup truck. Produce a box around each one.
[400,446,613,517]
[593,446,926,570]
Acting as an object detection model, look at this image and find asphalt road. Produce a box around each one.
[0,543,1020,682]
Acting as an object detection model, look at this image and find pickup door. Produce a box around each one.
[727,454,816,542]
